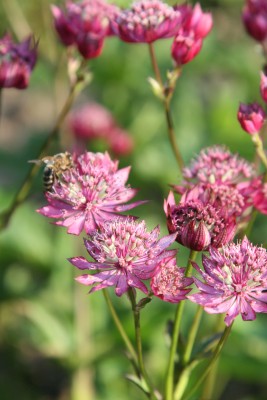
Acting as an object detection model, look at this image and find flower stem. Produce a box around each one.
[102,289,138,367]
[0,60,88,231]
[164,250,197,400]
[147,43,184,172]
[128,289,157,400]
[181,323,233,400]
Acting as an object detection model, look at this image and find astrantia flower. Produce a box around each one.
[114,0,182,43]
[164,187,236,251]
[188,237,267,326]
[51,0,120,58]
[260,70,267,103]
[151,256,193,303]
[237,102,266,135]
[243,0,267,42]
[253,182,267,214]
[37,151,145,235]
[0,34,37,89]
[69,218,177,296]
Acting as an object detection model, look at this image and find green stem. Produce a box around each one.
[102,289,138,367]
[182,323,233,400]
[148,43,163,88]
[128,289,157,400]
[0,60,88,231]
[164,250,197,400]
[252,133,267,171]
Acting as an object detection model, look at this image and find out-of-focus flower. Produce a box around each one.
[188,237,267,326]
[242,0,267,42]
[69,218,177,296]
[171,3,212,65]
[260,70,267,103]
[0,34,37,89]
[51,0,120,58]
[37,151,145,235]
[253,182,267,214]
[164,187,236,251]
[237,102,266,135]
[114,0,182,43]
[151,256,193,303]
[108,127,134,156]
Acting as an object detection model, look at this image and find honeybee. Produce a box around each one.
[29,152,74,191]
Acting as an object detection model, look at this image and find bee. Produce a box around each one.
[29,152,74,191]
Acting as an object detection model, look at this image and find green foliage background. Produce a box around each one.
[0,0,267,399]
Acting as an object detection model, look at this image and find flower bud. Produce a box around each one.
[237,102,266,135]
[243,0,267,42]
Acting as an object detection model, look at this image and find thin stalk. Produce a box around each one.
[148,43,163,87]
[102,289,138,367]
[164,250,197,400]
[128,289,157,400]
[182,323,233,400]
[0,60,87,231]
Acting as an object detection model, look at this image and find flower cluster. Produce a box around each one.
[189,237,267,326]
[0,34,37,89]
[69,102,133,156]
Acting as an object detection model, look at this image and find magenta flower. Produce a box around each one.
[188,237,267,326]
[108,127,134,157]
[172,3,213,65]
[51,0,120,58]
[260,70,267,103]
[69,218,177,296]
[114,0,182,43]
[37,151,145,235]
[243,0,267,42]
[164,187,236,251]
[253,182,267,214]
[0,34,37,89]
[237,102,266,135]
[151,256,193,303]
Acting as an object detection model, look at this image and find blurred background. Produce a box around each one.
[0,0,267,399]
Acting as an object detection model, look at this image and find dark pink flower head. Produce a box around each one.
[243,0,267,42]
[51,0,120,58]
[182,146,256,187]
[114,0,182,43]
[0,34,37,89]
[253,181,267,214]
[69,218,177,296]
[151,256,193,303]
[69,102,115,140]
[164,187,236,251]
[188,237,267,326]
[171,3,212,65]
[260,70,267,103]
[37,151,145,235]
[237,102,266,135]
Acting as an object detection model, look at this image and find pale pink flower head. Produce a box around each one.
[164,187,236,251]
[243,0,267,42]
[260,70,267,103]
[69,102,115,140]
[237,102,266,135]
[151,256,193,303]
[188,237,267,326]
[114,0,182,43]
[172,3,212,65]
[182,146,256,186]
[51,0,120,58]
[37,151,145,235]
[0,34,37,89]
[69,218,177,296]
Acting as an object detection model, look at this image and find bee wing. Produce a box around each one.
[28,159,43,165]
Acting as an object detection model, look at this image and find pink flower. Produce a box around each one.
[188,237,267,326]
[253,182,267,214]
[164,187,236,251]
[69,103,115,140]
[69,218,177,296]
[114,0,182,43]
[172,3,212,65]
[243,0,267,42]
[108,127,134,156]
[51,0,120,58]
[0,34,37,89]
[151,256,193,303]
[260,70,267,103]
[237,102,266,135]
[37,151,145,235]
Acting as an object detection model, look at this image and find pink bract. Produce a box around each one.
[151,256,193,303]
[188,237,267,326]
[37,151,145,235]
[114,0,182,43]
[0,34,37,89]
[69,218,177,296]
